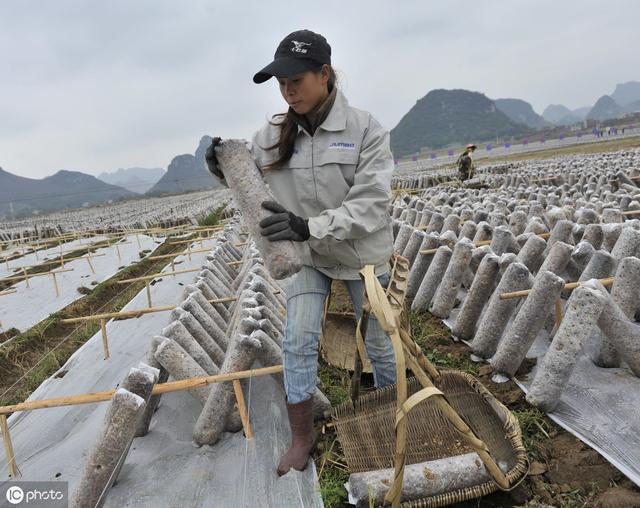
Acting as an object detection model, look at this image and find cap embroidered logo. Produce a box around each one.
[291,41,311,53]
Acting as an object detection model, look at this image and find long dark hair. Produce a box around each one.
[263,66,337,171]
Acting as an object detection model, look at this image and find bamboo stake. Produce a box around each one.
[145,281,152,307]
[51,272,60,298]
[501,277,614,300]
[555,298,563,328]
[419,231,552,254]
[1,414,19,477]
[232,380,253,439]
[86,255,95,274]
[116,267,201,284]
[148,248,211,261]
[0,268,73,285]
[22,268,29,289]
[100,319,110,360]
[59,291,281,324]
[0,365,283,415]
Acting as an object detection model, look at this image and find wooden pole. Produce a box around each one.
[100,319,110,360]
[145,281,152,307]
[86,255,95,274]
[1,414,19,477]
[501,277,615,300]
[0,365,283,415]
[555,298,563,328]
[22,268,30,289]
[232,380,253,439]
[51,272,60,298]
[149,248,210,261]
[115,243,121,263]
[116,267,201,284]
[59,291,281,324]
[419,231,552,254]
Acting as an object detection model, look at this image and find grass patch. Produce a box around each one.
[198,202,228,227]
[318,361,351,407]
[409,311,479,375]
[318,464,350,508]
[512,408,552,460]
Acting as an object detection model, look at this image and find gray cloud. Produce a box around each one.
[0,0,638,178]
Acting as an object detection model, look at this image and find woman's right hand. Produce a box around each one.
[205,137,224,179]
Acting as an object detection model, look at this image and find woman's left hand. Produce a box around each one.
[259,201,310,242]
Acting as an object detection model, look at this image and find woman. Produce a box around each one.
[206,29,396,476]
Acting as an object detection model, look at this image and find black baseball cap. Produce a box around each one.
[253,30,331,84]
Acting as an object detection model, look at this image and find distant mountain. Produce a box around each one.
[146,136,220,196]
[571,106,591,120]
[543,104,594,126]
[587,95,625,121]
[611,81,640,107]
[625,99,640,114]
[390,89,531,157]
[494,98,548,129]
[98,167,165,194]
[542,104,573,124]
[0,168,137,219]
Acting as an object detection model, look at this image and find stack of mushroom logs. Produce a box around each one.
[70,220,332,507]
[152,220,331,446]
[391,148,640,413]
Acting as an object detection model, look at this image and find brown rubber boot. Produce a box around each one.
[277,398,315,476]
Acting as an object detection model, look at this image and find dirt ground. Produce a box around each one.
[317,282,640,508]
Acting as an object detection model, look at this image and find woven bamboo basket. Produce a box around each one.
[333,374,528,507]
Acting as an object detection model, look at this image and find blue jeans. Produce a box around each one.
[282,266,397,404]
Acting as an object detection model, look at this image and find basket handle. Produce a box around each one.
[359,265,511,507]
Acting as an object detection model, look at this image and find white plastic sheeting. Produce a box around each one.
[0,234,161,333]
[0,243,322,507]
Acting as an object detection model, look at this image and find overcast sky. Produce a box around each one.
[1,0,638,179]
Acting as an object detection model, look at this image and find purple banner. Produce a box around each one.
[592,127,598,135]
[411,155,418,162]
[577,132,582,138]
[486,144,492,151]
[448,149,454,157]
[540,138,545,144]
[504,142,511,149]
[430,152,437,159]
[523,139,529,145]
[559,134,565,141]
